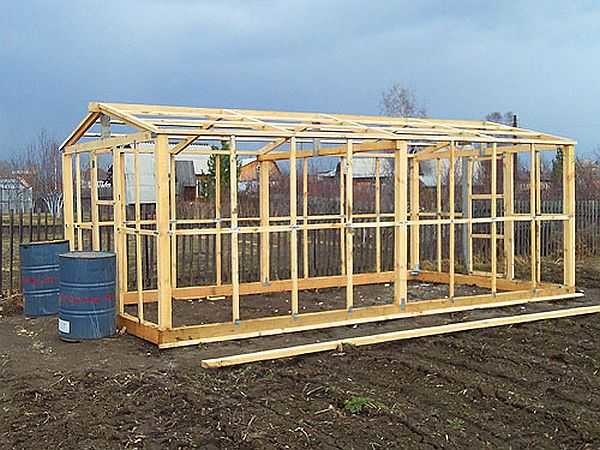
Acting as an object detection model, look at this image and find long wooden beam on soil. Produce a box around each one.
[200,303,597,368]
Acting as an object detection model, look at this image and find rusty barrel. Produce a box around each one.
[58,251,116,341]
[20,240,69,317]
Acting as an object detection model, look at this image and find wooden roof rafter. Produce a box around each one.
[62,102,577,151]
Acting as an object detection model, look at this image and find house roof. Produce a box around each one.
[0,179,31,190]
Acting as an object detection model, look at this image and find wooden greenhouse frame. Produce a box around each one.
[61,102,579,349]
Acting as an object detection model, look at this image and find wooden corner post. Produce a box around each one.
[155,135,173,329]
[394,141,408,308]
[563,144,576,288]
[61,151,75,249]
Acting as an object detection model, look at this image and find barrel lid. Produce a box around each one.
[59,251,115,259]
[20,239,69,248]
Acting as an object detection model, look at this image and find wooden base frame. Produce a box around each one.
[60,102,579,351]
[116,278,577,349]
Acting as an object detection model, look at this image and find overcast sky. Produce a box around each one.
[1,1,599,157]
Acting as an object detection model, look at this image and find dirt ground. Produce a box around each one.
[2,275,600,448]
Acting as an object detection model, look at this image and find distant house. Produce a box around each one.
[122,149,213,204]
[239,159,282,191]
[0,178,33,212]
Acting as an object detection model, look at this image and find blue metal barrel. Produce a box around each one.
[20,240,69,317]
[58,252,116,341]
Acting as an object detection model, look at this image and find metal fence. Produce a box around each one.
[2,199,599,297]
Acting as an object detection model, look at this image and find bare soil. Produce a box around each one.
[2,278,600,449]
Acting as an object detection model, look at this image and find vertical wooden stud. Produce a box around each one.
[75,153,82,250]
[490,143,497,295]
[119,150,127,296]
[112,146,125,314]
[563,144,576,287]
[410,158,420,271]
[436,157,442,272]
[230,136,240,322]
[339,156,346,275]
[170,151,177,289]
[535,151,542,283]
[503,151,515,279]
[375,157,381,273]
[61,152,75,249]
[90,150,100,251]
[155,135,173,330]
[345,140,354,311]
[259,159,270,285]
[215,155,222,286]
[134,143,144,322]
[302,157,309,279]
[529,143,537,290]
[466,156,474,273]
[394,141,408,308]
[289,137,299,315]
[449,142,456,299]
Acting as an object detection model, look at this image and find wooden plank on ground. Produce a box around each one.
[201,303,600,368]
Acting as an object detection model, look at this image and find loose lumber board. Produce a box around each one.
[201,299,593,368]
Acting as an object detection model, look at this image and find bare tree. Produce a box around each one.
[485,111,515,126]
[380,84,426,117]
[12,131,63,216]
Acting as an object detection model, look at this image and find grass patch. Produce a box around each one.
[447,417,465,430]
[343,396,385,415]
